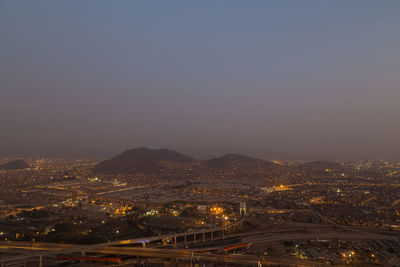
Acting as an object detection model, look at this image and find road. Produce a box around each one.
[90,246,347,267]
[96,185,145,195]
[1,228,399,266]
[0,216,244,264]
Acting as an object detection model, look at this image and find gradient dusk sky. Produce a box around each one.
[1,1,400,160]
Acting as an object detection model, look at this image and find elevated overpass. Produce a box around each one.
[0,216,245,266]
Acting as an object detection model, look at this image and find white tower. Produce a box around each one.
[240,201,247,216]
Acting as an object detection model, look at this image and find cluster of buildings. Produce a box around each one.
[1,157,400,265]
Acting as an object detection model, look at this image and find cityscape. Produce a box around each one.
[1,1,400,266]
[1,149,400,266]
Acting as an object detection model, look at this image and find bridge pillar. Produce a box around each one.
[39,255,43,267]
[211,231,213,242]
[142,241,146,248]
[174,235,177,248]
[202,232,205,243]
[184,235,187,246]
[81,251,86,263]
[222,229,224,240]
[193,233,196,244]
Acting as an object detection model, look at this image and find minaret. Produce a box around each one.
[240,201,247,216]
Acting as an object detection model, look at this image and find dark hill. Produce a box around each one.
[93,147,194,174]
[204,153,275,169]
[298,161,342,171]
[0,160,30,170]
[201,153,282,179]
[294,161,343,177]
[93,147,283,178]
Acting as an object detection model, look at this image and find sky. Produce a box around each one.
[1,0,400,160]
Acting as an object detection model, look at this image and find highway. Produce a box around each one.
[1,228,399,266]
[0,216,244,264]
[96,185,145,195]
[89,246,349,267]
[1,211,400,267]
[0,244,347,267]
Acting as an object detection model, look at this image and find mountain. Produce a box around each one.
[294,161,344,178]
[93,147,194,174]
[93,147,282,179]
[297,161,342,171]
[0,160,30,170]
[201,153,281,179]
[204,153,275,169]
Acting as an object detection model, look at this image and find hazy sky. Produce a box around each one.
[1,1,400,160]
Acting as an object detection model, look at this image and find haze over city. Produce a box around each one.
[1,0,400,160]
[3,1,400,267]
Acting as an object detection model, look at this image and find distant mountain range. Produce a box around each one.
[89,147,352,181]
[297,161,342,170]
[204,153,275,169]
[93,147,194,174]
[93,147,283,177]
[0,160,30,170]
